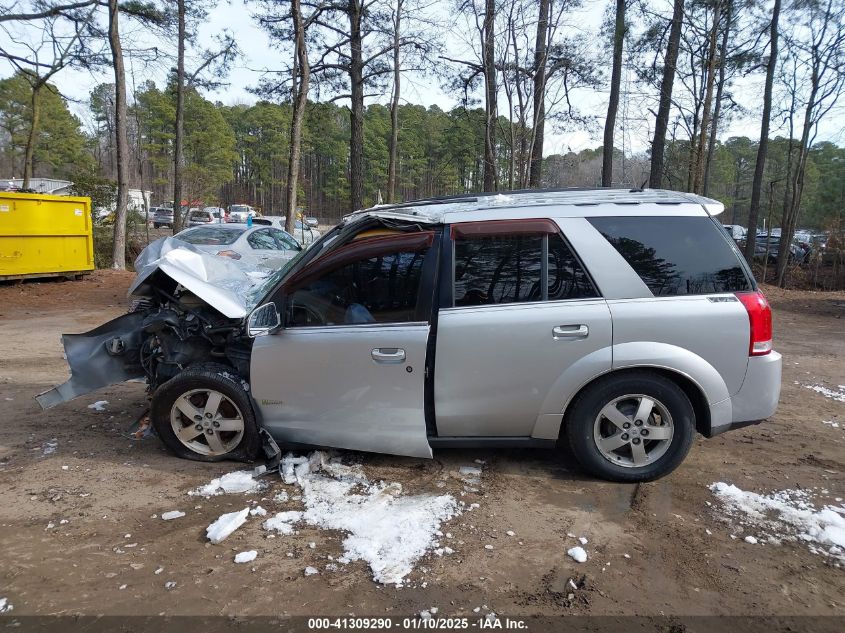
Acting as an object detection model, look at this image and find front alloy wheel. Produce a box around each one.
[170,388,245,456]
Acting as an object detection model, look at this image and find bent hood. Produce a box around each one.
[129,237,271,319]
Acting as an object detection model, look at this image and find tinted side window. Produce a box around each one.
[453,232,597,306]
[547,233,598,300]
[454,235,543,306]
[269,228,299,250]
[288,249,427,326]
[588,216,752,296]
[248,229,280,250]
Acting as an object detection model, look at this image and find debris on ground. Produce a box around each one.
[0,598,12,613]
[234,550,258,564]
[567,546,588,563]
[249,506,268,517]
[87,400,108,411]
[161,511,185,521]
[304,566,319,576]
[710,482,845,564]
[804,383,845,403]
[206,508,249,544]
[191,471,263,497]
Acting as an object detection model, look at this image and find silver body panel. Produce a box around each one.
[434,300,612,437]
[725,352,782,427]
[250,324,433,458]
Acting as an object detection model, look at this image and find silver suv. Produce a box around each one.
[38,189,781,482]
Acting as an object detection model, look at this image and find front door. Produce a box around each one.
[250,230,438,458]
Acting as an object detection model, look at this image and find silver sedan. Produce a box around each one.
[175,224,302,269]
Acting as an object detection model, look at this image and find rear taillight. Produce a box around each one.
[735,290,773,356]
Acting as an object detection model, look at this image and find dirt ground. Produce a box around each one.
[0,271,843,622]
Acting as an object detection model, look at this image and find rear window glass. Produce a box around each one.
[178,227,243,245]
[588,216,752,296]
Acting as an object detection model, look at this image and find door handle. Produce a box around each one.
[371,348,406,364]
[553,324,589,340]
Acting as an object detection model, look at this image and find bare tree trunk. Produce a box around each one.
[744,0,780,262]
[286,0,309,233]
[108,0,129,269]
[22,83,43,189]
[482,0,497,192]
[602,0,625,187]
[649,0,684,188]
[703,0,732,196]
[172,0,186,233]
[349,0,365,210]
[387,0,402,203]
[528,0,549,188]
[692,1,721,194]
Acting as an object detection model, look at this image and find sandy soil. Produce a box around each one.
[0,272,843,620]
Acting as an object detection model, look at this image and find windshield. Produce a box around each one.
[244,247,310,308]
[178,226,243,245]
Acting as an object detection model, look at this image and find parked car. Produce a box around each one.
[38,188,781,483]
[152,207,175,228]
[252,216,320,246]
[228,204,256,223]
[187,208,226,227]
[304,216,319,228]
[174,224,302,268]
[753,230,808,263]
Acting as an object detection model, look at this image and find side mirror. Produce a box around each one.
[247,302,281,337]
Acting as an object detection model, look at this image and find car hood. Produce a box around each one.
[129,236,272,319]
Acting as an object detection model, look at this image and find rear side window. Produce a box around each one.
[588,216,752,296]
[453,231,597,307]
[178,227,242,245]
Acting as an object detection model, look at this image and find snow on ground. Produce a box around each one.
[206,508,249,544]
[0,597,12,613]
[190,470,264,496]
[234,550,258,564]
[266,451,461,585]
[710,482,845,565]
[822,419,841,429]
[804,384,845,403]
[87,400,108,411]
[567,546,588,563]
[161,510,185,520]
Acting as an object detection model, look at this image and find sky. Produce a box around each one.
[2,0,842,157]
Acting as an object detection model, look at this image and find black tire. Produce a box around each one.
[565,371,695,482]
[150,363,260,462]
[153,223,161,228]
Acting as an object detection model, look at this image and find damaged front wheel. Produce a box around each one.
[151,364,260,462]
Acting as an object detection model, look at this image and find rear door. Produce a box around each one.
[250,230,438,458]
[433,220,612,438]
[247,228,292,268]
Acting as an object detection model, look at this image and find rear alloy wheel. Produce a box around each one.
[151,364,260,462]
[565,372,695,482]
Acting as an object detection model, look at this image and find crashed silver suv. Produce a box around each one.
[38,189,782,482]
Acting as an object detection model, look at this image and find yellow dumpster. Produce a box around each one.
[0,192,94,281]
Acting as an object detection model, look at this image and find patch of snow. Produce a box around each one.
[804,384,845,403]
[161,510,185,521]
[567,546,588,563]
[710,482,845,563]
[578,537,588,545]
[191,470,263,497]
[270,451,461,585]
[164,581,176,590]
[822,420,841,429]
[0,598,12,613]
[234,550,258,563]
[263,510,303,535]
[484,544,494,550]
[274,491,289,503]
[459,466,482,477]
[87,400,108,411]
[304,566,319,576]
[506,530,515,537]
[206,508,249,544]
[744,535,758,544]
